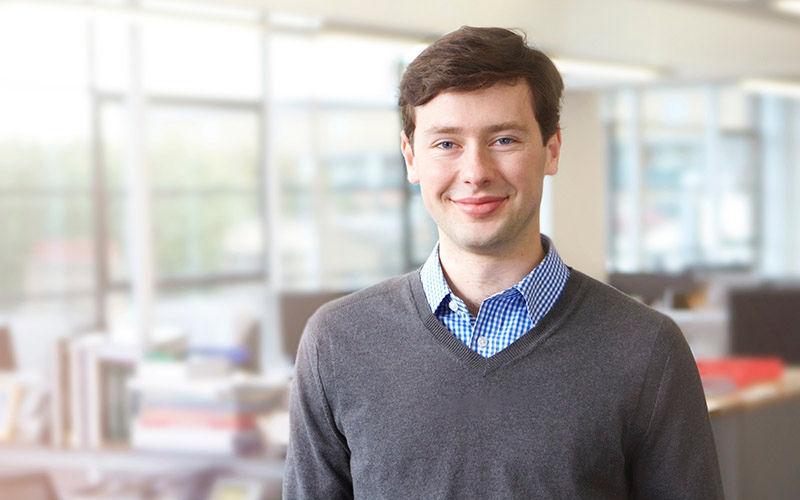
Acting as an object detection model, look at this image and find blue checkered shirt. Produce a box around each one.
[419,236,570,358]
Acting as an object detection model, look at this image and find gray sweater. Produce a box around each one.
[283,269,724,499]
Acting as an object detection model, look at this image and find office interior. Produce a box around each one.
[1,0,800,498]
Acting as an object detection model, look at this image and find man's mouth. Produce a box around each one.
[451,196,506,217]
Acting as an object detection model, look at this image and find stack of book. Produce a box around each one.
[129,361,287,455]
[51,330,187,450]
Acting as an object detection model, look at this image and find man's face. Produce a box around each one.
[401,82,561,258]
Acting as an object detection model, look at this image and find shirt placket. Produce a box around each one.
[472,298,497,357]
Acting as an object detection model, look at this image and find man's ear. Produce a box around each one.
[401,131,419,184]
[544,129,562,176]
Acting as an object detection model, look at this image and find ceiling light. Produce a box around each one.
[2,0,263,29]
[552,58,659,82]
[740,78,800,98]
[773,1,800,16]
[268,12,323,30]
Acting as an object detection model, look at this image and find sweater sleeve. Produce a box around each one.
[627,318,725,499]
[282,320,354,500]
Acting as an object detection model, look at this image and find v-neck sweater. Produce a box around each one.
[283,269,724,499]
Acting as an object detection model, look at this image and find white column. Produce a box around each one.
[125,22,155,346]
[552,90,608,282]
[261,25,286,368]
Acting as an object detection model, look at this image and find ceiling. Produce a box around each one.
[223,0,800,86]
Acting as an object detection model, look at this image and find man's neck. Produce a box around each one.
[439,237,545,317]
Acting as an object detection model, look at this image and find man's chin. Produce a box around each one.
[450,233,507,256]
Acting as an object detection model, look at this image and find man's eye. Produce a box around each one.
[437,141,455,149]
[496,137,515,145]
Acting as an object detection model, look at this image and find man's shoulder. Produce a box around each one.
[565,269,682,344]
[318,272,416,312]
[303,271,421,337]
[569,269,673,321]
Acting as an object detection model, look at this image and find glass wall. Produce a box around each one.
[607,85,800,277]
[268,33,416,290]
[0,1,435,371]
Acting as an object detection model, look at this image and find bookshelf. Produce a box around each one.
[0,444,285,500]
[0,326,290,499]
[0,445,284,480]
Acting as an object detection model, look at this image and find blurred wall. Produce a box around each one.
[552,91,608,282]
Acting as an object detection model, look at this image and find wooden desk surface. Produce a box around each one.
[707,366,800,418]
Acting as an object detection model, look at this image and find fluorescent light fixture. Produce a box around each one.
[142,0,262,23]
[3,0,263,28]
[773,0,800,16]
[552,58,659,82]
[740,78,800,98]
[268,12,323,30]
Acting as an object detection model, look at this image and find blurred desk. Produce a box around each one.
[0,446,284,499]
[709,367,800,500]
[706,367,800,417]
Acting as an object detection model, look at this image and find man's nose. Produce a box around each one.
[459,146,495,186]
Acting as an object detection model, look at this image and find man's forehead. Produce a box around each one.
[415,82,533,116]
[413,86,537,135]
[422,81,531,103]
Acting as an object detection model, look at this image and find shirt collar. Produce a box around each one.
[419,235,569,318]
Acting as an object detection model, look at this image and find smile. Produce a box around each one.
[451,196,506,217]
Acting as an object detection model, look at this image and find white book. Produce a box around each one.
[131,422,262,455]
[68,334,105,448]
[68,334,140,449]
[129,369,288,403]
[49,337,71,448]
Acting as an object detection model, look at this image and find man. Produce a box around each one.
[283,26,724,499]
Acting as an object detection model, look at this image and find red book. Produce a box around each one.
[696,357,785,389]
[138,408,258,431]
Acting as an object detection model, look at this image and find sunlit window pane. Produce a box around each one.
[147,107,260,189]
[270,33,407,105]
[142,19,261,98]
[148,106,262,278]
[0,91,91,189]
[0,196,95,297]
[642,88,706,129]
[272,106,406,289]
[152,195,263,277]
[93,16,131,93]
[0,4,88,88]
[607,87,758,273]
[102,103,263,281]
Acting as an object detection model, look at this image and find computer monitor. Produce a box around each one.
[729,284,800,363]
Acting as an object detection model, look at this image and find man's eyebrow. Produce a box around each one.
[423,125,462,135]
[422,122,530,136]
[484,121,530,134]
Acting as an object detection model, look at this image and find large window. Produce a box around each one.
[0,2,435,371]
[0,7,96,369]
[268,32,429,290]
[101,103,263,281]
[607,86,800,277]
[607,86,758,273]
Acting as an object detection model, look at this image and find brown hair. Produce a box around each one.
[398,26,563,145]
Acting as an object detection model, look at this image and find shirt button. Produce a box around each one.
[448,300,459,312]
[477,336,488,348]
